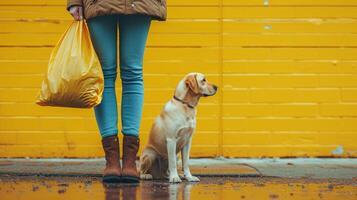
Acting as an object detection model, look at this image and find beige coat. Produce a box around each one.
[67,0,166,21]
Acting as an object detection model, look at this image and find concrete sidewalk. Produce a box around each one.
[0,158,356,179]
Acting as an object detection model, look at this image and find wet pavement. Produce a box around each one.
[1,159,357,199]
[1,175,356,200]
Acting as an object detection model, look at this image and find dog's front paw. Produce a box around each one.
[185,175,200,182]
[169,175,182,183]
[140,174,153,180]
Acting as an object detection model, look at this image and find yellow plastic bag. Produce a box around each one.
[35,20,104,108]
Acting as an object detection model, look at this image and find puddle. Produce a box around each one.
[0,176,356,199]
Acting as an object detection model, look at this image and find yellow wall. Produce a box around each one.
[1,0,357,158]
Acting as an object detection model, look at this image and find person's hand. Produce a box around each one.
[69,6,83,21]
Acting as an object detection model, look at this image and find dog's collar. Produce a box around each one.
[173,95,195,109]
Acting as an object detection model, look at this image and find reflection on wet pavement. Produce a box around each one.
[0,176,356,200]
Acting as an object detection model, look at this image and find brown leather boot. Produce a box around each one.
[121,135,140,183]
[101,135,122,183]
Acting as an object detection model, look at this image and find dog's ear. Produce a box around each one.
[185,74,199,94]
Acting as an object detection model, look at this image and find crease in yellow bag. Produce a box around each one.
[35,20,104,108]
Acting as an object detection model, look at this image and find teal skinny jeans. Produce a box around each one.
[87,14,151,138]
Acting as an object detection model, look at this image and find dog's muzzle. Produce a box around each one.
[202,85,218,97]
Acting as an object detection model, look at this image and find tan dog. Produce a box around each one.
[140,72,218,183]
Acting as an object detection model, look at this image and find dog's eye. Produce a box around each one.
[202,78,206,82]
